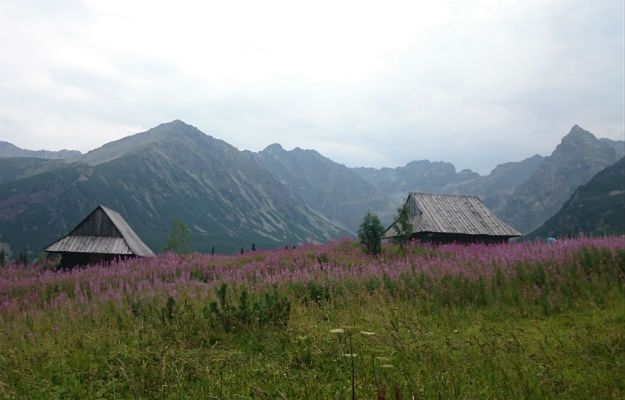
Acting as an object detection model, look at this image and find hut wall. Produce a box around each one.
[412,232,510,245]
[58,252,133,269]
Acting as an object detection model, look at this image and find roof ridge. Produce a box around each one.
[409,191,481,199]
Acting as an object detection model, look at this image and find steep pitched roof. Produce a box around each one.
[384,192,520,238]
[46,205,154,256]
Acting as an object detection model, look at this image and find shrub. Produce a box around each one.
[305,281,331,304]
[206,284,291,332]
[393,204,412,253]
[358,212,385,255]
[163,218,191,254]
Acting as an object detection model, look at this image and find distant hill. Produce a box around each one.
[529,157,625,238]
[0,121,348,258]
[441,154,546,215]
[498,125,624,233]
[0,140,81,159]
[353,160,480,207]
[254,144,393,232]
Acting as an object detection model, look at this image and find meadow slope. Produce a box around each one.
[1,238,624,399]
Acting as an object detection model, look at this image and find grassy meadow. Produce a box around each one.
[1,238,624,399]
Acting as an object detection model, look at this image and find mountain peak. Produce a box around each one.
[263,143,285,153]
[79,120,211,166]
[563,125,596,142]
[161,119,188,127]
[151,119,199,133]
[405,160,432,168]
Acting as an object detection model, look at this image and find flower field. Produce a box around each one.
[1,238,624,399]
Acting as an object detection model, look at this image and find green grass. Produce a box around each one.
[1,240,625,399]
[1,290,624,399]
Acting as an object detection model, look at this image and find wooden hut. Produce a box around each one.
[383,192,520,244]
[46,205,154,268]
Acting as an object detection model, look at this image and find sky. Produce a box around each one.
[0,0,623,174]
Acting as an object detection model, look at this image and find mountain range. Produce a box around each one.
[529,157,625,238]
[498,125,623,232]
[0,121,347,258]
[0,121,623,259]
[253,144,393,232]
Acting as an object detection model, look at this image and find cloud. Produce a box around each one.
[0,0,622,173]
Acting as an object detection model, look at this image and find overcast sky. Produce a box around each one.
[0,0,623,173]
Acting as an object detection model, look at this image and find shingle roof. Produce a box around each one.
[384,192,521,238]
[99,206,154,256]
[46,236,133,255]
[46,205,154,256]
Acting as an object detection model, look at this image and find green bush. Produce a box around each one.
[205,284,291,332]
[393,204,413,253]
[163,218,191,254]
[358,212,385,255]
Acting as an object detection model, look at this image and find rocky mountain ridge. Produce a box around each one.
[0,140,81,160]
[0,121,348,258]
[1,122,622,258]
[254,143,394,232]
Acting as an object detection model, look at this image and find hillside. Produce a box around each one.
[2,238,624,398]
[254,144,394,232]
[529,157,625,238]
[0,157,62,184]
[499,125,623,233]
[0,121,348,258]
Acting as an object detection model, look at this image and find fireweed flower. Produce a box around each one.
[0,237,623,317]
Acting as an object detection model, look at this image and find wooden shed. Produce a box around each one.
[46,205,154,268]
[383,192,521,244]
